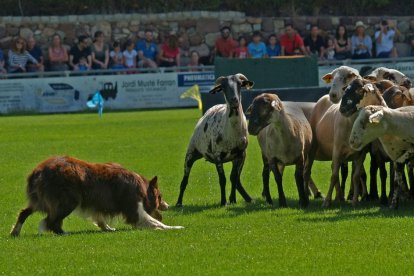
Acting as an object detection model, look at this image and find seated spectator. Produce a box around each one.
[0,48,7,74]
[266,34,281,57]
[69,35,92,71]
[247,31,267,58]
[212,26,237,61]
[187,50,203,71]
[325,37,336,60]
[375,20,398,58]
[8,37,38,73]
[26,36,44,72]
[159,35,180,67]
[280,24,307,56]
[136,30,158,69]
[91,31,109,69]
[48,33,69,71]
[123,40,137,69]
[351,21,372,59]
[109,41,125,70]
[334,24,352,60]
[234,36,248,58]
[304,25,325,59]
[411,37,414,56]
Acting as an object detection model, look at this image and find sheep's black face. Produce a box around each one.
[339,79,365,117]
[247,96,274,135]
[222,77,241,109]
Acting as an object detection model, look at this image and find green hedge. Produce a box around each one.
[2,0,413,16]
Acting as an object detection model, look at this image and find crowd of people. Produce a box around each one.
[0,19,411,75]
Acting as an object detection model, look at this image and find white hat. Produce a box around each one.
[355,21,367,29]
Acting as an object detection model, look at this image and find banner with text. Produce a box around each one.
[0,71,215,114]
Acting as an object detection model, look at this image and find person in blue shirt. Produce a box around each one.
[135,30,158,69]
[247,31,267,58]
[266,34,281,57]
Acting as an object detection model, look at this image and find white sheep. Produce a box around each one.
[321,65,361,103]
[176,73,254,207]
[247,93,312,207]
[349,105,414,208]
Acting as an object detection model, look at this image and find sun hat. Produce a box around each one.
[355,21,367,29]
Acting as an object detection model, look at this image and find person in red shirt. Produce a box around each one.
[280,24,307,56]
[234,36,249,58]
[212,26,237,61]
[159,34,180,67]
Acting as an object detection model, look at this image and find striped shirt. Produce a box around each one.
[8,50,38,71]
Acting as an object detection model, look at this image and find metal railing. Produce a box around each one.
[317,56,414,66]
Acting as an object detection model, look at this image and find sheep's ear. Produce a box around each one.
[242,80,254,89]
[402,88,413,102]
[322,73,333,84]
[245,104,252,115]
[347,72,358,81]
[209,85,222,94]
[364,75,377,82]
[368,110,384,124]
[362,83,375,93]
[271,100,282,111]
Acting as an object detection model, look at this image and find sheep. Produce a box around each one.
[176,73,254,207]
[365,67,412,89]
[247,93,311,207]
[259,101,323,201]
[349,105,414,208]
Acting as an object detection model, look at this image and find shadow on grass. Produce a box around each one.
[16,227,135,238]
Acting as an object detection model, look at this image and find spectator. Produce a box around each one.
[48,33,69,71]
[304,25,325,59]
[187,50,203,71]
[0,49,6,74]
[247,31,267,58]
[109,41,125,70]
[212,26,237,61]
[26,36,44,72]
[69,35,92,71]
[325,37,336,60]
[122,40,137,69]
[280,24,307,56]
[375,20,398,58]
[234,36,248,58]
[266,34,281,57]
[411,37,414,56]
[334,24,352,60]
[136,30,158,69]
[91,31,109,69]
[159,34,180,67]
[351,21,372,59]
[8,37,38,73]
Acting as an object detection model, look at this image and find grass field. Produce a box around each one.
[2,108,414,275]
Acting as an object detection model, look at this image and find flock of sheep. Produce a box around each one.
[176,66,414,209]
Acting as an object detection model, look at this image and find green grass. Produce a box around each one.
[1,108,414,275]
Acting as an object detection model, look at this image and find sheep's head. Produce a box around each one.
[365,67,412,89]
[382,86,414,109]
[209,74,254,110]
[349,106,385,151]
[322,66,361,104]
[247,93,283,135]
[339,79,385,117]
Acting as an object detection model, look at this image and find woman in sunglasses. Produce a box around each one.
[8,37,38,73]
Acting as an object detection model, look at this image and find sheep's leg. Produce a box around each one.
[390,162,405,209]
[270,160,286,207]
[10,206,34,237]
[322,159,341,208]
[360,164,368,201]
[176,149,202,207]
[378,161,388,205]
[230,152,252,204]
[261,155,272,204]
[401,169,410,200]
[216,163,227,206]
[295,161,309,208]
[388,162,395,200]
[407,162,414,199]
[303,155,323,199]
[351,154,366,207]
[340,162,348,197]
[369,155,380,201]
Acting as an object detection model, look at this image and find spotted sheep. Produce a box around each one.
[176,74,254,207]
[247,93,312,207]
[349,105,414,209]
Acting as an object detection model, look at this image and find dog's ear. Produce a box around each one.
[149,176,158,189]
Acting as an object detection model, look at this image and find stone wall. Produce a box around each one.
[1,11,414,60]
